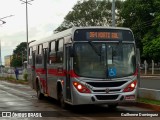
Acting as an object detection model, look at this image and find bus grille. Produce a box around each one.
[93,89,121,92]
[86,81,127,87]
[95,95,119,100]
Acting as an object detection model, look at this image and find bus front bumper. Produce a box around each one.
[71,88,137,105]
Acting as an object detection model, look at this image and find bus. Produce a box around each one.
[28,27,138,108]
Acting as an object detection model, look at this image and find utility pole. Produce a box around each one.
[112,0,116,27]
[20,0,34,67]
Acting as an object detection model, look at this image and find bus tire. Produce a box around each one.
[59,91,67,108]
[57,86,68,109]
[108,103,118,109]
[36,81,44,100]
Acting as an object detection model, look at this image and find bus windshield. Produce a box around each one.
[73,42,136,79]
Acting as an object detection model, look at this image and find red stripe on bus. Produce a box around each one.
[69,70,79,78]
[48,69,66,76]
[31,66,79,78]
[39,77,48,94]
[36,68,46,74]
[133,68,138,76]
[48,69,79,78]
[31,66,35,69]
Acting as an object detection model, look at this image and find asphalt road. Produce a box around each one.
[140,76,160,90]
[0,81,159,120]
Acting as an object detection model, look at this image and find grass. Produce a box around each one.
[0,76,28,85]
[137,97,160,106]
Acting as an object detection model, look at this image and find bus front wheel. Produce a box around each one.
[59,91,66,108]
[57,90,68,109]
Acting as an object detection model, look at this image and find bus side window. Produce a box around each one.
[36,44,43,64]
[49,41,56,64]
[56,39,64,63]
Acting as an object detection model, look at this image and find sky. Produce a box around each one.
[0,0,78,65]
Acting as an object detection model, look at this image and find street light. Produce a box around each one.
[0,15,14,26]
[20,0,34,66]
[28,40,36,45]
[0,20,6,26]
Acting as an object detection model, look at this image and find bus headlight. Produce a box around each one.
[73,82,91,93]
[123,80,137,92]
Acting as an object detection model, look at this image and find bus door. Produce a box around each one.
[65,45,72,102]
[43,48,48,94]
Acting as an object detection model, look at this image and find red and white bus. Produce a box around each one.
[28,27,138,108]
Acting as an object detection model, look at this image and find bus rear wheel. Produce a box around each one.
[36,82,44,100]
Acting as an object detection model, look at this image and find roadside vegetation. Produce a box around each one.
[137,98,160,106]
[0,76,28,85]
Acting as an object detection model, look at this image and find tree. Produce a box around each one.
[10,42,27,67]
[142,12,160,62]
[119,0,160,62]
[55,0,123,32]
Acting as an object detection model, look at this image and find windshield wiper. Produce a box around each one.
[88,41,101,56]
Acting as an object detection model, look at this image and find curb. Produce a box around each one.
[120,102,160,111]
[140,76,160,79]
[135,102,160,111]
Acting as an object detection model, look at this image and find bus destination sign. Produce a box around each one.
[87,32,122,40]
[74,29,134,41]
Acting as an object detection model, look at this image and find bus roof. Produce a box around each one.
[29,27,73,47]
[29,26,132,47]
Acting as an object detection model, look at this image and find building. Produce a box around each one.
[4,55,12,67]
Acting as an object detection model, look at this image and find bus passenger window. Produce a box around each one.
[49,41,56,64]
[49,53,56,64]
[51,41,55,51]
[38,44,42,54]
[36,44,43,64]
[56,39,63,63]
[57,51,63,63]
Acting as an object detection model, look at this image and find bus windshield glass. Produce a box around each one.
[73,42,136,79]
